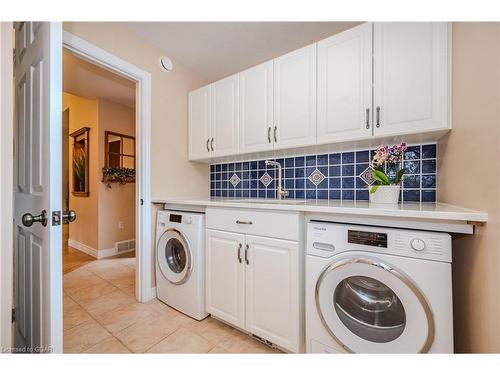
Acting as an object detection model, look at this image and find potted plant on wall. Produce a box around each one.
[369,142,407,204]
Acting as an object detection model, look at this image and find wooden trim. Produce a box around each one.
[63,31,152,304]
[104,130,136,169]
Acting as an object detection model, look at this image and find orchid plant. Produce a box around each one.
[370,142,407,193]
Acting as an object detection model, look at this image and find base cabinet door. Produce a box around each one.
[205,229,245,329]
[244,235,300,352]
[373,22,450,136]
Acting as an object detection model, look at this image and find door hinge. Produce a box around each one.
[11,308,15,323]
[140,199,144,206]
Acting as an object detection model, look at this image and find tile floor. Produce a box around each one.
[63,256,282,354]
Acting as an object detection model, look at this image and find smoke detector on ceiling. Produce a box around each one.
[159,56,173,72]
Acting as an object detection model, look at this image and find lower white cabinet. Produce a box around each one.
[205,230,245,329]
[205,208,303,353]
[245,235,299,351]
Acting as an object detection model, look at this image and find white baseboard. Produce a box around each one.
[68,239,135,259]
[150,287,157,299]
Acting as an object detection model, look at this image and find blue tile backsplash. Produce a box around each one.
[209,144,437,203]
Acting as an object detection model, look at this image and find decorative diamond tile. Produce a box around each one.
[229,173,241,187]
[308,168,326,186]
[359,166,375,185]
[259,172,273,187]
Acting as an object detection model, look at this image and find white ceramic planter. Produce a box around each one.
[369,185,401,204]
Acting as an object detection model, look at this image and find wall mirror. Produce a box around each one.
[70,127,90,197]
[103,131,136,186]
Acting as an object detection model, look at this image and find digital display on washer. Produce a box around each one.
[348,230,387,248]
[169,214,182,223]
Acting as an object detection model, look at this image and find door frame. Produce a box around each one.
[63,31,153,303]
[0,22,14,351]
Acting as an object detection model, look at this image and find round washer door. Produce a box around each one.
[316,255,434,353]
[157,229,193,285]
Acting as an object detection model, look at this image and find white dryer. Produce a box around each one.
[306,221,453,353]
[156,210,209,321]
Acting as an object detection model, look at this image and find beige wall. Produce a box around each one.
[63,93,100,249]
[98,98,136,250]
[63,22,210,200]
[438,22,500,353]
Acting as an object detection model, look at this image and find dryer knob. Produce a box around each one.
[186,218,193,224]
[410,238,426,251]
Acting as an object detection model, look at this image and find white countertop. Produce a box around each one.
[152,197,488,223]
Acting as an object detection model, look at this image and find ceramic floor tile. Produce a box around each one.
[63,302,93,331]
[95,302,156,334]
[115,313,181,353]
[145,299,176,315]
[79,289,135,316]
[191,317,235,345]
[83,337,131,354]
[64,273,107,295]
[70,280,119,303]
[146,327,215,353]
[63,319,111,353]
[208,346,228,353]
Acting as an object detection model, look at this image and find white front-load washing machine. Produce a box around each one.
[156,210,209,321]
[306,221,453,353]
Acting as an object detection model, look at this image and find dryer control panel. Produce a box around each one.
[307,221,452,263]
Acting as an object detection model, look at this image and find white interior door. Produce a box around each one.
[13,22,63,353]
[239,61,274,154]
[373,22,450,136]
[317,23,373,143]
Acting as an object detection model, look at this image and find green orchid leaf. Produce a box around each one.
[370,185,380,193]
[396,168,406,184]
[372,169,390,185]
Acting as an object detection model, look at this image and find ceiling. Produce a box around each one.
[63,50,136,108]
[125,22,361,81]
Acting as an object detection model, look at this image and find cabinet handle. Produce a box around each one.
[273,126,278,143]
[244,244,249,265]
[365,108,370,129]
[376,106,381,128]
[210,137,214,151]
[206,138,210,152]
[236,220,253,225]
[237,243,242,263]
[267,126,272,143]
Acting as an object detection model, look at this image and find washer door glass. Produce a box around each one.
[316,255,434,353]
[157,229,192,284]
[334,276,406,343]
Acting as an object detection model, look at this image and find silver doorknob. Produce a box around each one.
[62,210,77,223]
[22,210,48,227]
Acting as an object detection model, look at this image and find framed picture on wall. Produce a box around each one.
[70,127,90,197]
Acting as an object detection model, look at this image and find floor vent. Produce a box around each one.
[250,334,276,348]
[115,239,135,253]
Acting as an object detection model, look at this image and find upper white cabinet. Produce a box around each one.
[188,86,211,160]
[373,22,450,136]
[317,23,373,143]
[273,44,317,150]
[211,74,239,157]
[239,61,274,154]
[188,22,450,161]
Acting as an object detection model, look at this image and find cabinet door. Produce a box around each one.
[211,74,239,157]
[373,22,450,136]
[239,61,274,153]
[188,85,212,160]
[245,235,300,352]
[273,44,317,150]
[205,229,245,329]
[317,23,373,143]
